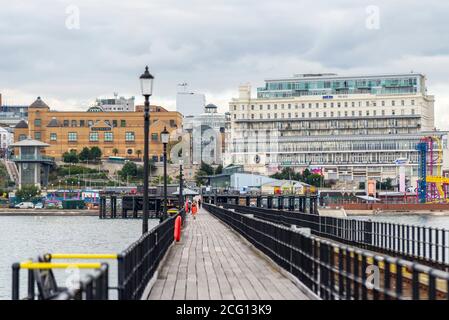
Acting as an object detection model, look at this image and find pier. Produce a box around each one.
[147,207,310,300]
[11,194,449,300]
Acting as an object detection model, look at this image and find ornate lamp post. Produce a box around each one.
[139,66,154,234]
[160,126,170,222]
[179,159,184,210]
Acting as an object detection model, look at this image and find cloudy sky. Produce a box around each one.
[1,0,449,129]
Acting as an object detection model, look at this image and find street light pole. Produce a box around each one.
[161,127,169,222]
[179,159,184,210]
[140,66,154,234]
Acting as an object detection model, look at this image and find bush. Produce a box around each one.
[16,185,41,201]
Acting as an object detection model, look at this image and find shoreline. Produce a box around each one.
[0,209,98,216]
[346,210,449,216]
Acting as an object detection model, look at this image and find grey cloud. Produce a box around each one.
[1,0,449,130]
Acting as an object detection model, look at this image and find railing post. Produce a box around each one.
[27,268,35,300]
[12,263,20,300]
[117,253,125,300]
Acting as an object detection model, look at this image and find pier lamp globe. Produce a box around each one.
[140,66,154,96]
[161,127,170,144]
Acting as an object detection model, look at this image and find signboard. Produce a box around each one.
[91,127,112,131]
[322,95,333,99]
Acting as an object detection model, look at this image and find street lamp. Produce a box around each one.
[179,159,184,210]
[161,126,170,222]
[140,66,154,234]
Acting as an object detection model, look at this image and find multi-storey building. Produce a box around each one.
[14,97,182,162]
[183,104,226,165]
[226,73,447,186]
[95,93,135,112]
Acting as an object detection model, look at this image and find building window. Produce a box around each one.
[251,105,254,110]
[382,110,385,115]
[68,132,77,142]
[120,120,126,127]
[392,100,395,106]
[104,132,113,142]
[50,133,57,141]
[89,132,98,142]
[63,120,69,127]
[19,134,26,141]
[267,104,271,110]
[80,120,85,127]
[151,133,158,141]
[412,109,415,115]
[259,105,263,110]
[233,106,236,111]
[112,120,117,127]
[34,119,41,126]
[392,110,395,115]
[71,120,77,127]
[233,114,236,119]
[88,120,93,127]
[35,132,41,140]
[274,104,277,110]
[401,100,405,106]
[127,149,133,155]
[411,100,415,106]
[125,132,135,142]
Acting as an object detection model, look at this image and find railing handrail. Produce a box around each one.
[221,203,449,270]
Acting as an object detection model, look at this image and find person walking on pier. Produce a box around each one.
[198,198,202,209]
[191,201,198,220]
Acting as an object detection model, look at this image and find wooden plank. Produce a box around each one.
[147,207,310,300]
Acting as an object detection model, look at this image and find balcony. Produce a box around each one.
[11,155,55,163]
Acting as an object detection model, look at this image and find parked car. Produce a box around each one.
[15,202,34,209]
[34,202,44,209]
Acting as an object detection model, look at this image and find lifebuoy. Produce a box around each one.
[174,216,182,242]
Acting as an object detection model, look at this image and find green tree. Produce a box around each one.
[62,151,79,163]
[79,147,91,162]
[16,185,41,201]
[119,162,138,179]
[89,146,102,161]
[136,150,142,160]
[215,164,223,175]
[112,148,119,156]
[306,173,322,187]
[199,161,214,175]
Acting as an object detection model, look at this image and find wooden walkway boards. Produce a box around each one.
[147,207,310,300]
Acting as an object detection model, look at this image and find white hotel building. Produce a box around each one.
[225,73,448,186]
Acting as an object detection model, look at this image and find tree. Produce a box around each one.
[136,150,142,160]
[112,148,119,156]
[215,164,223,175]
[199,161,214,175]
[89,147,102,161]
[16,185,41,201]
[62,151,79,163]
[119,162,138,179]
[79,147,90,162]
[306,173,322,187]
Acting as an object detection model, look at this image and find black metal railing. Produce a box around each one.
[117,212,180,299]
[222,203,449,269]
[204,203,449,300]
[12,209,185,300]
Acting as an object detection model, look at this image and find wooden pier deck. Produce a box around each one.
[147,207,310,300]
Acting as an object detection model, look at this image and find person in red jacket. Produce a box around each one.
[191,201,198,219]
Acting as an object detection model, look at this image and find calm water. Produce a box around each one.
[352,214,449,229]
[0,216,158,300]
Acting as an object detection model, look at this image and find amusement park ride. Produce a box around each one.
[416,136,449,203]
